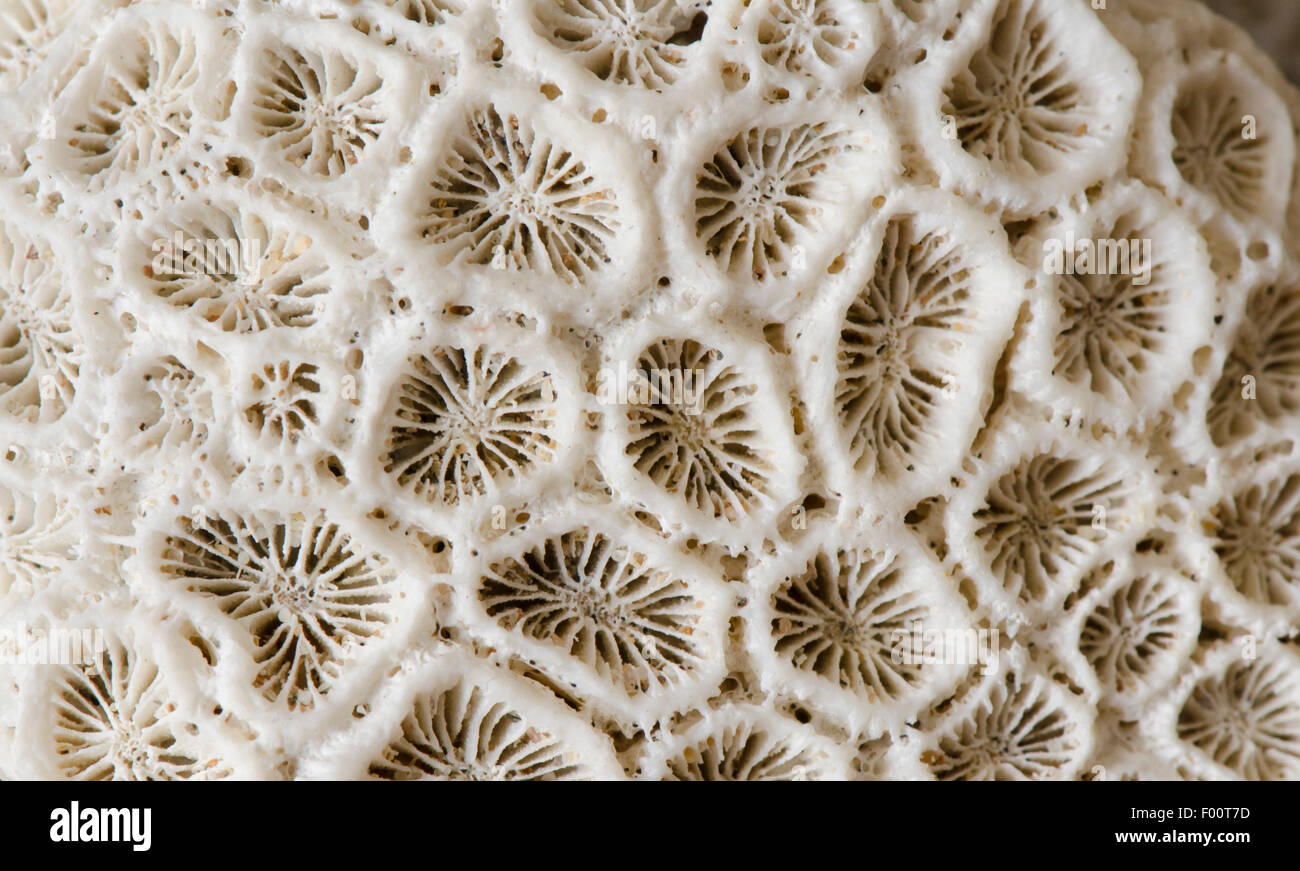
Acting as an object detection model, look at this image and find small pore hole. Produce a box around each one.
[667,11,706,45]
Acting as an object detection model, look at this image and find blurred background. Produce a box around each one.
[1206,0,1300,83]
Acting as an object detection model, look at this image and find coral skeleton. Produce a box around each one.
[0,0,1299,781]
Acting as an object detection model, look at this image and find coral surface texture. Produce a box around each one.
[1,0,1299,781]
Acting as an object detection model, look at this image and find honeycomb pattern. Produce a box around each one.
[1,0,1299,782]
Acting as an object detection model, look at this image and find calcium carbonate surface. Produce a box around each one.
[0,0,1299,780]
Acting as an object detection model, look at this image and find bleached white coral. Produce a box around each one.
[527,0,708,90]
[465,503,728,721]
[1018,183,1217,426]
[0,476,74,599]
[383,0,465,28]
[156,509,399,712]
[413,100,623,282]
[688,116,878,286]
[8,618,260,780]
[640,705,851,780]
[369,319,583,513]
[743,525,972,733]
[912,0,1141,215]
[122,196,334,334]
[920,664,1095,781]
[1208,280,1300,445]
[750,0,872,81]
[34,6,231,203]
[799,189,1022,512]
[1073,557,1200,710]
[598,316,803,546]
[383,346,559,501]
[0,0,77,92]
[230,16,420,199]
[1138,48,1295,229]
[0,0,1296,782]
[948,426,1154,622]
[1208,465,1300,612]
[367,681,588,780]
[0,219,78,421]
[1163,642,1300,781]
[301,651,624,780]
[47,638,230,781]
